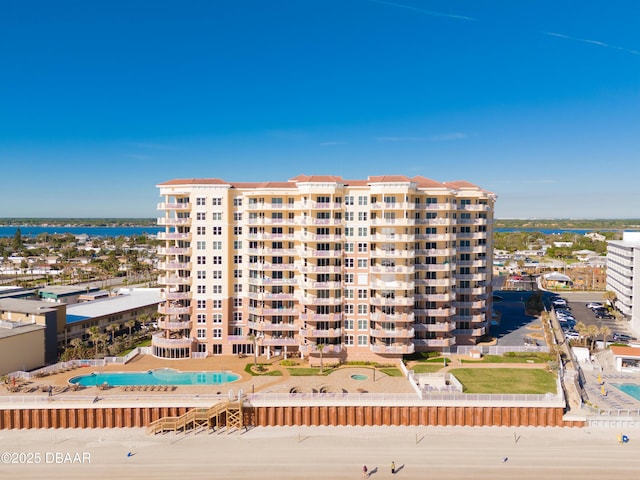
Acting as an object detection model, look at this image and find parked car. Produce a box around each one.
[595,311,614,319]
[586,302,604,310]
[565,331,580,341]
[612,333,637,343]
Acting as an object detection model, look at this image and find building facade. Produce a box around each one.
[155,175,496,364]
[607,231,640,334]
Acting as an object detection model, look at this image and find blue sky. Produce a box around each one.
[1,0,638,219]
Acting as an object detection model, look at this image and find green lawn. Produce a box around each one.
[378,368,403,377]
[449,368,556,394]
[462,353,553,364]
[286,367,329,376]
[411,364,444,374]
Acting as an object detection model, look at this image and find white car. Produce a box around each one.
[586,302,604,310]
[565,331,580,341]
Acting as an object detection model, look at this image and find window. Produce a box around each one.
[196,197,206,206]
[234,255,242,264]
[358,227,368,237]
[344,289,354,299]
[358,196,368,206]
[212,212,222,221]
[197,314,206,324]
[197,256,206,265]
[357,243,367,252]
[344,319,354,330]
[197,285,206,294]
[196,270,206,280]
[234,298,243,308]
[196,212,206,221]
[357,335,368,346]
[212,328,222,339]
[212,197,222,206]
[233,312,242,322]
[345,335,354,345]
[234,284,243,293]
[345,258,354,268]
[357,319,368,330]
[358,304,368,315]
[234,227,242,235]
[212,300,222,309]
[212,314,222,324]
[344,304,354,314]
[197,226,206,235]
[344,243,354,253]
[197,300,206,309]
[233,197,243,206]
[345,227,354,237]
[212,226,222,235]
[197,328,207,339]
[212,270,222,279]
[345,273,354,283]
[358,212,367,221]
[212,285,222,294]
[196,241,206,250]
[345,212,354,221]
[212,241,222,250]
[234,212,242,221]
[345,196,354,205]
[233,240,242,249]
[234,269,242,278]
[357,289,368,299]
[213,256,222,264]
[357,259,367,268]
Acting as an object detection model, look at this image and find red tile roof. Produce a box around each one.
[610,346,640,358]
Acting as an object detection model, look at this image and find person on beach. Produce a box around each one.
[391,461,395,474]
[362,464,368,478]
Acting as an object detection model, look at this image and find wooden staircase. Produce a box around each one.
[147,401,244,435]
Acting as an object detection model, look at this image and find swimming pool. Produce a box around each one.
[69,368,240,387]
[612,383,640,401]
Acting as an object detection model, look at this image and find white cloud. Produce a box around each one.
[319,141,348,146]
[542,31,640,56]
[377,136,426,142]
[427,132,468,141]
[367,0,476,21]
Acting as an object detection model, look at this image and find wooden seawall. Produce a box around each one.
[0,405,585,429]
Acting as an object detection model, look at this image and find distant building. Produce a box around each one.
[606,232,640,334]
[585,232,606,242]
[39,286,102,305]
[0,322,46,375]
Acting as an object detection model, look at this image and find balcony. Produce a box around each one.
[415,248,456,256]
[300,343,343,354]
[163,291,190,300]
[299,327,343,338]
[158,261,190,270]
[370,201,412,210]
[457,218,488,225]
[157,246,190,255]
[371,249,415,259]
[248,307,299,316]
[413,337,456,348]
[305,201,343,210]
[454,287,485,295]
[458,204,490,211]
[297,217,343,226]
[370,265,414,274]
[247,291,296,301]
[369,218,416,226]
[158,305,191,315]
[261,337,299,346]
[152,334,193,349]
[370,296,414,306]
[158,232,191,241]
[454,327,486,336]
[457,246,487,254]
[369,328,415,338]
[298,296,343,306]
[247,321,298,331]
[157,319,191,330]
[246,202,287,210]
[414,263,455,272]
[158,275,192,286]
[415,218,452,226]
[247,277,298,287]
[370,280,415,290]
[371,234,415,242]
[414,322,456,332]
[247,247,298,256]
[369,343,415,354]
[297,265,343,274]
[413,307,456,317]
[415,293,453,302]
[370,312,415,323]
[299,313,342,322]
[300,248,343,258]
[414,203,451,211]
[414,278,455,287]
[248,262,297,271]
[456,232,487,240]
[454,300,486,309]
[456,259,487,268]
[246,233,296,241]
[296,233,344,242]
[157,202,190,211]
[157,217,191,226]
[301,280,343,290]
[414,234,450,241]
[456,314,486,323]
[455,273,486,281]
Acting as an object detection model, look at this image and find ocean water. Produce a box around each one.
[0,226,163,238]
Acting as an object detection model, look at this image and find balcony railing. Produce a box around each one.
[157,246,190,255]
[299,344,343,354]
[158,275,192,285]
[151,334,193,348]
[158,232,191,241]
[414,203,451,211]
[157,217,191,226]
[247,321,298,331]
[163,291,190,300]
[370,312,415,323]
[157,202,190,211]
[370,265,414,274]
[299,313,342,322]
[414,322,456,332]
[158,261,190,270]
[413,337,456,347]
[369,328,415,338]
[157,319,191,330]
[369,343,415,354]
[158,305,191,315]
[370,297,414,306]
[299,327,343,338]
[260,337,298,346]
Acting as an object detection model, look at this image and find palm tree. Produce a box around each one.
[85,326,101,358]
[315,342,325,374]
[106,323,120,342]
[600,325,612,349]
[125,319,137,337]
[603,290,617,309]
[574,321,587,347]
[586,324,600,351]
[247,333,258,368]
[69,338,85,359]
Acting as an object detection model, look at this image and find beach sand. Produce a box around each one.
[1,425,638,479]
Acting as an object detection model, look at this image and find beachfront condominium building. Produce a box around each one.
[606,232,640,334]
[155,175,496,364]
